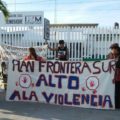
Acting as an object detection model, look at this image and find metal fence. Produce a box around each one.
[0,26,120,61]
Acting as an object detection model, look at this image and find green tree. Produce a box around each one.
[0,0,9,19]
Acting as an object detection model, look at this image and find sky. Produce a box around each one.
[2,0,120,26]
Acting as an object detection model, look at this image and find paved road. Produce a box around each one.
[0,91,120,120]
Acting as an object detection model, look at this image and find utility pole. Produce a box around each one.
[15,0,16,11]
[54,0,57,23]
[54,0,57,59]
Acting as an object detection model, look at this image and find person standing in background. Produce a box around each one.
[48,40,69,61]
[1,61,8,90]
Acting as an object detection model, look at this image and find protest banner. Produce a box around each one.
[0,44,47,60]
[6,59,115,109]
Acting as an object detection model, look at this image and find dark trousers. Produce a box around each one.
[115,81,120,109]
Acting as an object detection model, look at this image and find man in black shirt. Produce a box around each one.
[48,40,69,61]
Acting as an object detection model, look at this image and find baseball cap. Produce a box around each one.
[110,43,119,49]
[59,40,64,44]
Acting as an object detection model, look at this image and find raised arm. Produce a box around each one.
[47,45,58,51]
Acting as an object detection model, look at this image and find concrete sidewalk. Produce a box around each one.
[0,91,120,120]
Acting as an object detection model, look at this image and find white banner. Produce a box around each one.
[0,45,48,60]
[6,59,115,109]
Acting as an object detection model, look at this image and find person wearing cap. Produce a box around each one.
[114,54,120,109]
[108,43,120,109]
[48,40,69,61]
[107,43,120,59]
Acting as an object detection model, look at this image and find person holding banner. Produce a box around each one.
[108,43,120,109]
[24,47,45,61]
[113,50,120,109]
[48,40,69,61]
